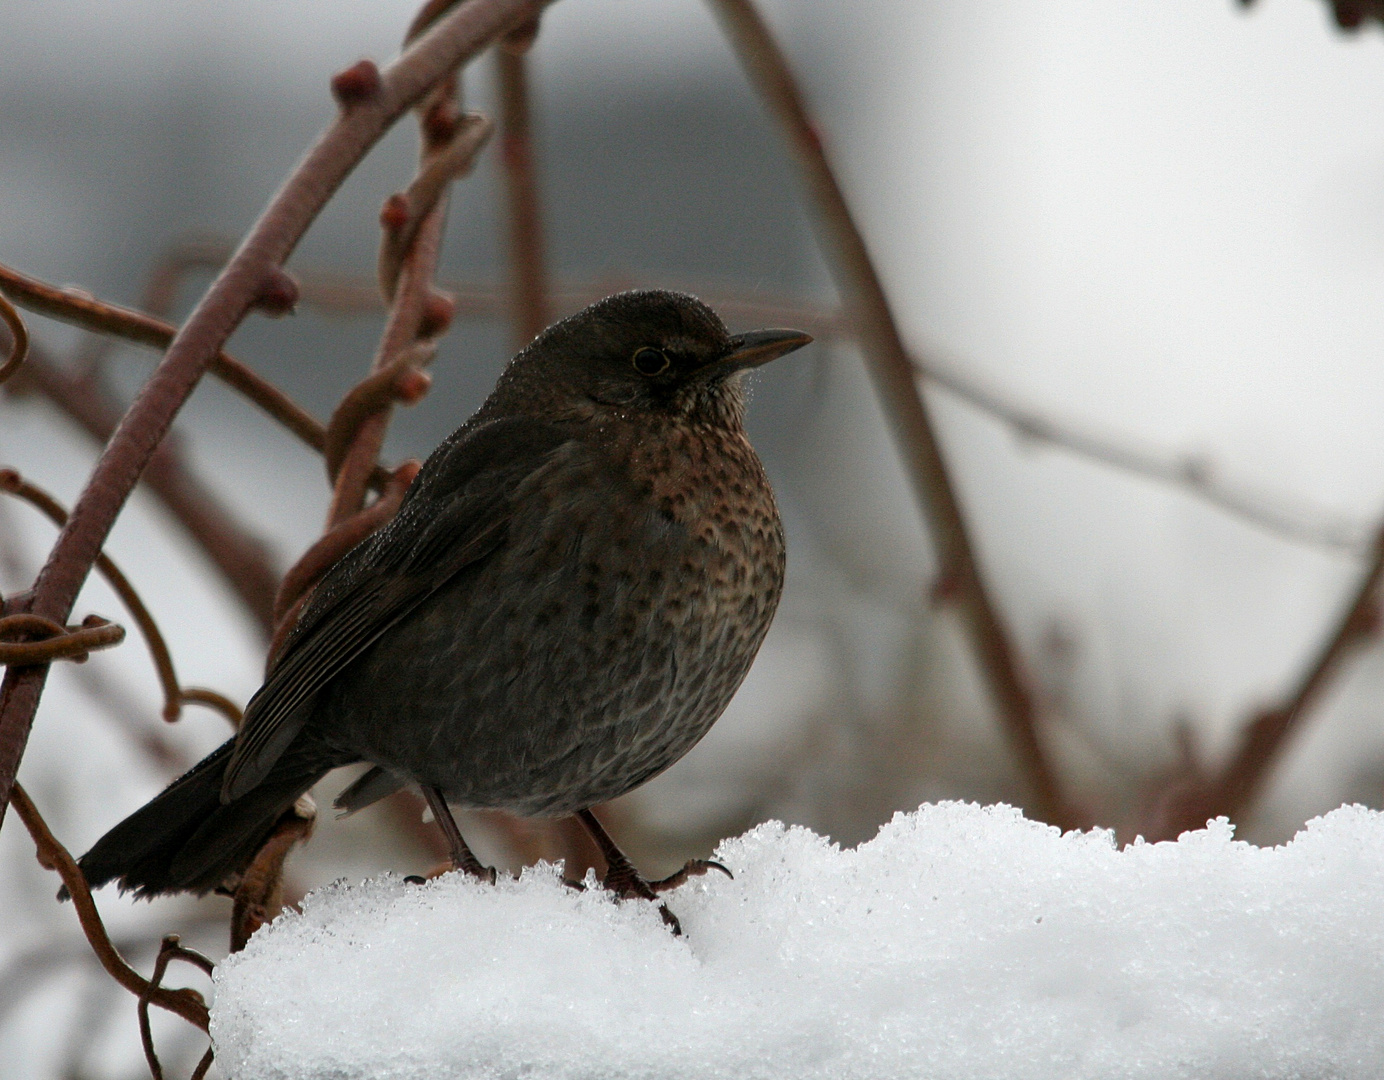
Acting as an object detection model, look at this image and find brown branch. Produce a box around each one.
[915,353,1369,556]
[5,344,286,633]
[178,686,244,729]
[708,0,1071,825]
[10,783,210,1032]
[138,935,216,1080]
[377,113,494,300]
[0,0,539,828]
[323,342,436,485]
[274,461,420,626]
[0,289,29,386]
[0,262,334,466]
[496,30,551,345]
[189,1047,215,1080]
[1142,528,1384,841]
[0,468,235,723]
[0,614,124,665]
[230,795,316,953]
[329,28,488,529]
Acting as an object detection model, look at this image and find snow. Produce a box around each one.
[212,801,1384,1080]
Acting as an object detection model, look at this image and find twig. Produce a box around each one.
[328,12,492,528]
[4,343,287,633]
[0,0,540,828]
[708,0,1071,825]
[0,613,124,665]
[916,354,1370,556]
[1142,527,1384,841]
[0,468,236,723]
[0,289,29,386]
[9,783,210,1031]
[0,262,345,469]
[273,461,420,626]
[229,796,316,953]
[323,342,436,484]
[377,113,494,300]
[138,935,216,1080]
[496,26,551,346]
[179,686,244,728]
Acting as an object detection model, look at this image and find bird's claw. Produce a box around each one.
[648,858,732,894]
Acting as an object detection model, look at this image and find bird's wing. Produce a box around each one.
[221,416,577,802]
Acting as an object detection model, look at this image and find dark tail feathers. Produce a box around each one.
[74,737,329,899]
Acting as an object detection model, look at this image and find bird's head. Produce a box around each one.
[488,290,812,429]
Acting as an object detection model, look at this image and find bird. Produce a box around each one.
[74,289,810,929]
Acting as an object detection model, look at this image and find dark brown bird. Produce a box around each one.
[75,290,810,927]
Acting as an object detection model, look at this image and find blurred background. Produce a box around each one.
[4,0,1384,1075]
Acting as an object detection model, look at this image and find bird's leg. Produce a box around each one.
[423,786,496,883]
[575,809,732,935]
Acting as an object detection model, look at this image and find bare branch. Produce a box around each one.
[915,353,1370,556]
[1142,528,1384,841]
[496,30,551,346]
[0,262,345,470]
[10,783,210,1032]
[0,468,238,723]
[328,22,488,529]
[230,796,316,953]
[0,614,124,665]
[708,0,1072,825]
[0,289,29,386]
[377,114,494,300]
[138,935,216,1080]
[323,342,436,485]
[0,0,540,827]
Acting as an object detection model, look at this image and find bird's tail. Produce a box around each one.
[74,737,329,899]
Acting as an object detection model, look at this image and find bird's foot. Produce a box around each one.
[575,810,732,936]
[422,786,497,884]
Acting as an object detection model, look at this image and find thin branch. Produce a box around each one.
[0,289,29,386]
[229,796,316,953]
[5,343,286,633]
[0,468,237,723]
[10,783,210,1032]
[138,935,216,1080]
[496,29,551,345]
[328,24,487,528]
[1142,528,1384,841]
[377,113,494,299]
[0,0,539,828]
[0,613,124,665]
[0,262,339,467]
[915,354,1370,556]
[323,342,436,485]
[708,0,1071,825]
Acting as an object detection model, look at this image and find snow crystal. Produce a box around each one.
[210,802,1384,1079]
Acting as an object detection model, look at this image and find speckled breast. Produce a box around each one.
[327,415,786,817]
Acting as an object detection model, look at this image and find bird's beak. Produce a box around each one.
[705,328,813,377]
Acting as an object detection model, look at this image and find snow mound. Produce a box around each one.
[210,802,1384,1079]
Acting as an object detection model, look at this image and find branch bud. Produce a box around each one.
[331,60,382,107]
[253,268,299,317]
[379,193,410,234]
[419,290,456,337]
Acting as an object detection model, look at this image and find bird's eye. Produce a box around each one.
[632,347,670,377]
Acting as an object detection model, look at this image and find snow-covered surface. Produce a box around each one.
[212,801,1384,1080]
